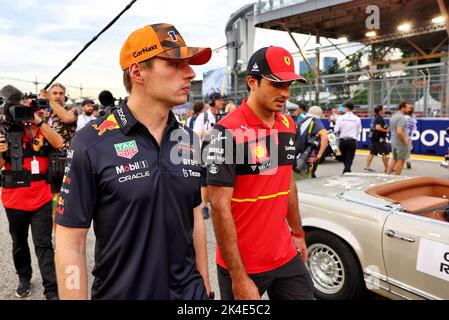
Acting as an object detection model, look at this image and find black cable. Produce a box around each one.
[44,0,138,90]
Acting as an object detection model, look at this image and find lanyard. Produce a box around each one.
[26,125,40,157]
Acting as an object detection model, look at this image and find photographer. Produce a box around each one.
[0,86,63,300]
[40,84,77,196]
[295,106,328,178]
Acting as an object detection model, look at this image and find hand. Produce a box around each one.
[293,237,308,263]
[204,280,212,298]
[39,89,49,99]
[33,113,44,126]
[0,134,8,153]
[205,127,214,136]
[231,275,261,300]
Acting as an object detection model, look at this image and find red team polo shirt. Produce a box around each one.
[1,129,53,211]
[206,100,298,274]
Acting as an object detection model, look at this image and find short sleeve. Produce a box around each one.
[193,113,205,134]
[205,125,236,187]
[55,134,97,228]
[192,134,202,207]
[375,116,382,127]
[334,117,341,133]
[398,117,407,129]
[312,119,326,135]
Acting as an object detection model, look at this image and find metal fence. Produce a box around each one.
[290,62,449,117]
[183,62,449,119]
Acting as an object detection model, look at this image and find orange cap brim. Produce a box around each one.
[156,47,212,65]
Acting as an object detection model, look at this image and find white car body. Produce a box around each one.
[298,173,449,300]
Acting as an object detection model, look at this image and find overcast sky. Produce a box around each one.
[0,0,350,100]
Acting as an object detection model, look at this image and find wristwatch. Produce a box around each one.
[291,231,305,239]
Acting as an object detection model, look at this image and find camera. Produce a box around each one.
[293,135,320,173]
[0,91,50,188]
[3,93,48,123]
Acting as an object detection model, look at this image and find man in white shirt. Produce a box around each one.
[76,99,96,131]
[193,92,222,219]
[334,102,362,174]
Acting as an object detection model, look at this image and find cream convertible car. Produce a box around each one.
[298,174,449,300]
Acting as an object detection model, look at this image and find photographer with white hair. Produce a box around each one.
[295,106,328,178]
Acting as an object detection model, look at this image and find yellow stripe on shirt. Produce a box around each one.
[231,190,291,203]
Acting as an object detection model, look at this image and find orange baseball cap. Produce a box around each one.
[120,23,212,70]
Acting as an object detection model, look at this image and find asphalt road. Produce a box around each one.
[0,153,446,300]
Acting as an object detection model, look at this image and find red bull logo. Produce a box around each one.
[92,114,120,136]
[56,197,65,215]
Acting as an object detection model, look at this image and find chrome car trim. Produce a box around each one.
[363,270,438,300]
[390,210,449,226]
[337,190,394,211]
[363,269,388,282]
[388,279,439,300]
[385,230,416,243]
[343,172,391,178]
[390,290,413,300]
[363,278,390,292]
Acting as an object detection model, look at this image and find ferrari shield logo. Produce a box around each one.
[284,56,291,66]
[114,140,139,159]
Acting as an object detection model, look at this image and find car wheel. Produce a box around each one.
[306,230,366,300]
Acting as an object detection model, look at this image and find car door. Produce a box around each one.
[382,212,449,300]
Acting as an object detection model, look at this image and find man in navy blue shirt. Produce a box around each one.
[54,23,213,300]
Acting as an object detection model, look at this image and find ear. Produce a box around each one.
[247,75,258,92]
[129,63,145,85]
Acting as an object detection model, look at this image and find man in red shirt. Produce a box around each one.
[206,47,313,300]
[0,87,63,299]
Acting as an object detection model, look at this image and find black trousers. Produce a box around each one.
[5,201,58,295]
[217,253,313,300]
[339,138,357,173]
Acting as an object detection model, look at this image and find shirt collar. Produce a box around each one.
[115,100,179,136]
[207,108,216,118]
[241,99,282,129]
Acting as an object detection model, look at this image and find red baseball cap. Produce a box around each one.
[246,46,306,83]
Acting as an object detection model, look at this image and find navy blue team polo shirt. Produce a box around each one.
[55,101,207,300]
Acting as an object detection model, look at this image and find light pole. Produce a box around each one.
[234,59,244,103]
